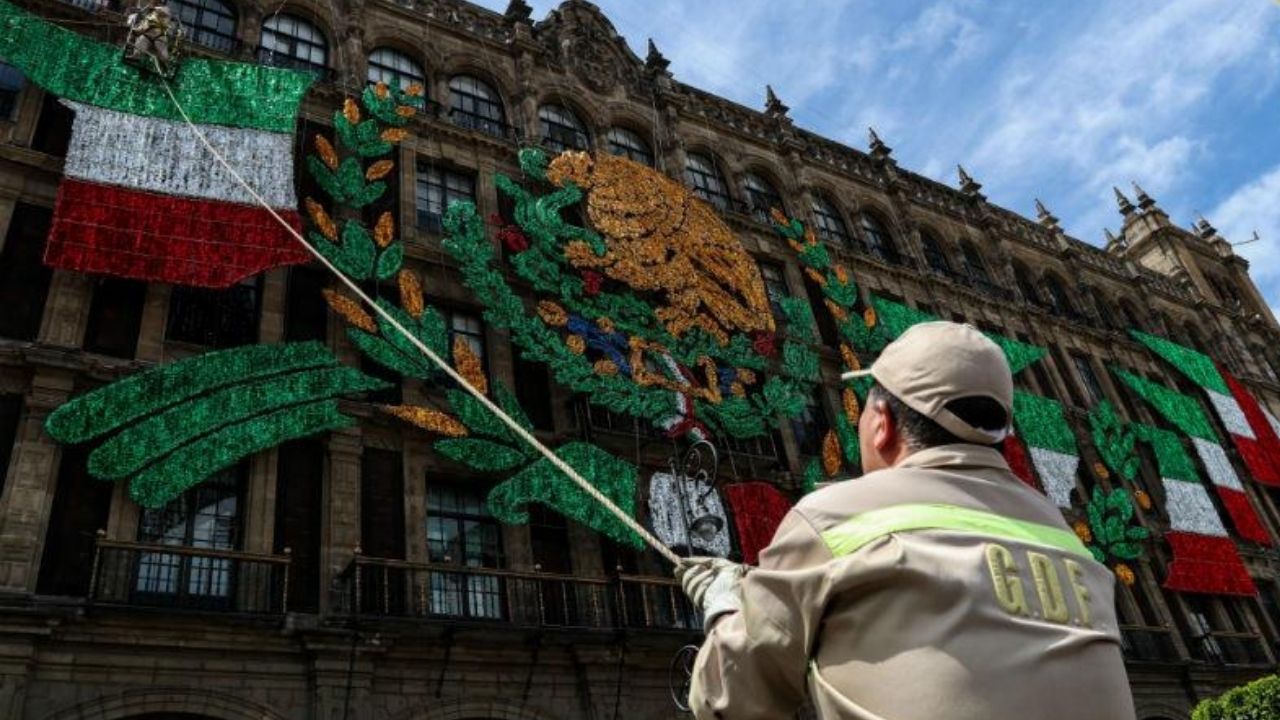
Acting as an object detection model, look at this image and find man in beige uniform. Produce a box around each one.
[677,322,1136,720]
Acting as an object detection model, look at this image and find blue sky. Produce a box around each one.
[474,1,1280,316]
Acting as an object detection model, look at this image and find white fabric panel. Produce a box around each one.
[1027,447,1078,509]
[648,471,730,557]
[63,101,298,208]
[1191,437,1243,491]
[1163,477,1229,536]
[1206,389,1254,439]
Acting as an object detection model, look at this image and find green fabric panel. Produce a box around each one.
[0,0,312,131]
[1114,368,1218,441]
[1132,423,1201,482]
[821,502,1090,559]
[1012,390,1077,454]
[1129,330,1229,394]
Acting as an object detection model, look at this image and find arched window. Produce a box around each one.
[685,152,731,211]
[811,195,850,248]
[170,0,236,53]
[1012,261,1040,306]
[743,173,785,224]
[919,231,950,274]
[448,75,506,139]
[605,127,653,166]
[1091,288,1115,330]
[367,47,424,90]
[961,242,991,285]
[258,14,327,73]
[538,104,590,153]
[1042,274,1076,317]
[858,212,899,264]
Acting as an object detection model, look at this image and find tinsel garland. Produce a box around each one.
[63,102,298,207]
[1012,390,1079,507]
[723,482,792,565]
[1002,432,1038,489]
[1113,369,1218,440]
[87,366,385,479]
[46,179,308,288]
[129,400,353,508]
[486,441,642,548]
[1118,370,1270,544]
[1089,401,1140,481]
[0,0,313,132]
[44,342,387,507]
[1163,534,1257,596]
[1082,487,1149,566]
[1131,330,1280,488]
[647,471,731,557]
[1222,371,1280,486]
[46,342,336,442]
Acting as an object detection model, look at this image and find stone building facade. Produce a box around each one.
[0,0,1278,718]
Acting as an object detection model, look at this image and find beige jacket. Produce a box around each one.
[690,445,1136,720]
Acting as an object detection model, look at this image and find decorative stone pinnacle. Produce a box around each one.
[504,0,532,22]
[957,164,982,195]
[1035,198,1059,228]
[645,38,669,72]
[1195,213,1217,239]
[764,84,789,118]
[868,127,891,159]
[1103,227,1125,249]
[1114,186,1135,216]
[1131,181,1156,210]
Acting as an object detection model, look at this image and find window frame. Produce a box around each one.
[605,126,654,166]
[742,172,785,224]
[415,160,477,233]
[0,62,25,121]
[919,231,951,274]
[366,47,425,90]
[858,212,900,264]
[811,195,851,248]
[684,152,731,211]
[537,103,590,153]
[170,0,237,53]
[258,14,328,73]
[447,75,507,139]
[425,482,506,619]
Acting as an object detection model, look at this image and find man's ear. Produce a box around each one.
[873,399,896,452]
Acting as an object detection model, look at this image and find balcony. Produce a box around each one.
[1189,630,1271,667]
[1119,624,1181,663]
[89,536,291,615]
[340,554,700,633]
[446,108,519,143]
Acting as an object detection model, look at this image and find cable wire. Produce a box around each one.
[157,77,681,566]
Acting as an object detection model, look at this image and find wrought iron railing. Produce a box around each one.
[1119,624,1181,663]
[89,534,291,615]
[1189,630,1271,666]
[447,108,519,142]
[341,553,700,632]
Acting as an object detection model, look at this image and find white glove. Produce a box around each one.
[675,556,745,631]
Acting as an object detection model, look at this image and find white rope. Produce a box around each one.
[158,79,680,565]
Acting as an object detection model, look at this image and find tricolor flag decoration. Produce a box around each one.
[1131,330,1280,487]
[723,482,793,565]
[1132,424,1256,596]
[1010,390,1079,508]
[1115,369,1270,546]
[0,0,314,287]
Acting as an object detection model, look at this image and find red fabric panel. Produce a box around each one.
[1222,369,1280,487]
[724,482,792,566]
[1001,433,1039,491]
[1215,487,1272,545]
[1162,532,1257,596]
[45,178,308,288]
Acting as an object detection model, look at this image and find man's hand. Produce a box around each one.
[675,557,746,631]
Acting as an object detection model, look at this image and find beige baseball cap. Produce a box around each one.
[842,321,1013,444]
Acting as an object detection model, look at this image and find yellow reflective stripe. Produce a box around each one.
[820,503,1090,559]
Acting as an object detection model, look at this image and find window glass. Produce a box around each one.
[170,0,237,53]
[858,213,899,263]
[136,468,243,605]
[605,127,653,166]
[166,278,260,348]
[426,483,504,618]
[447,75,506,138]
[811,195,850,247]
[742,173,784,223]
[415,161,476,232]
[367,47,424,90]
[684,153,731,210]
[0,62,25,120]
[258,14,328,73]
[538,104,589,153]
[920,232,950,274]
